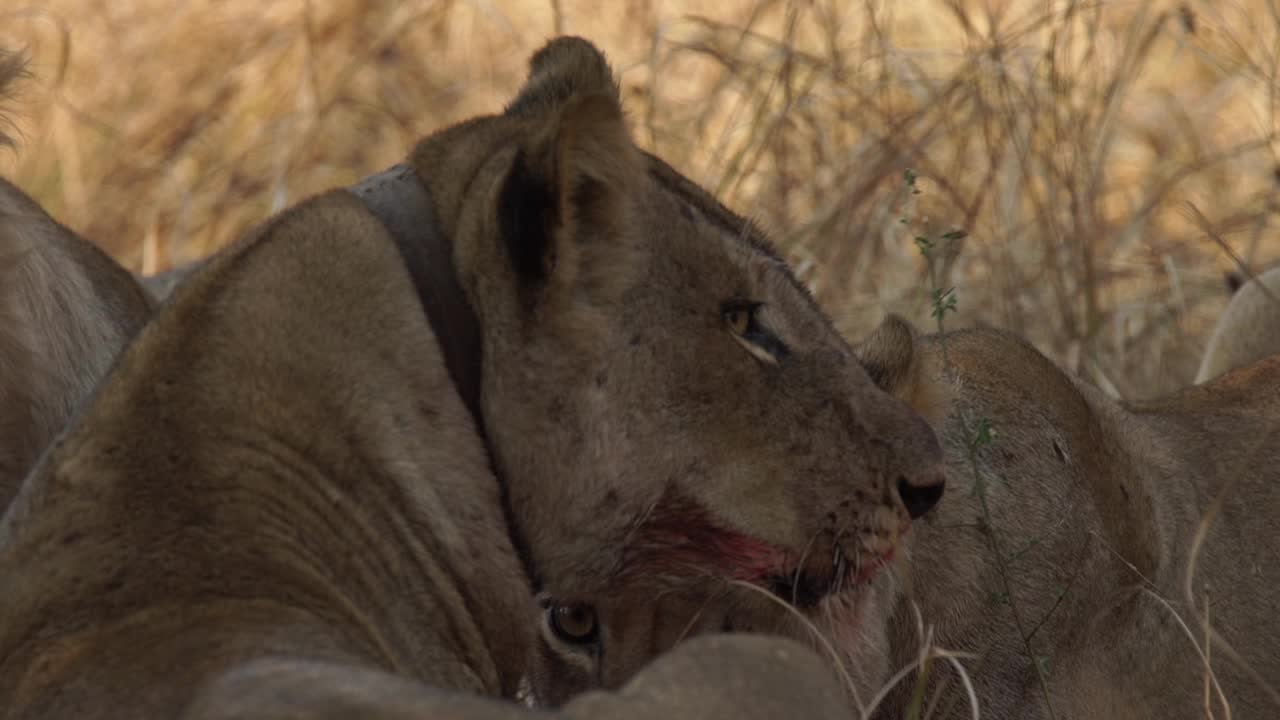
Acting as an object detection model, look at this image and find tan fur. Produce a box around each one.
[1196,264,1280,383]
[0,37,941,718]
[851,315,1280,719]
[183,635,855,720]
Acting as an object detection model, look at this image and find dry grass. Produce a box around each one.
[2,0,1279,397]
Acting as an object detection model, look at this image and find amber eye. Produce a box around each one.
[724,305,753,335]
[549,603,599,645]
[722,300,788,364]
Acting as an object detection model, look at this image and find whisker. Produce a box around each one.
[728,578,868,716]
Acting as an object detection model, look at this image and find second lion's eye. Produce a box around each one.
[549,603,599,645]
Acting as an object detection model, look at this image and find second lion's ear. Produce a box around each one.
[856,314,952,428]
[856,314,918,395]
[497,89,643,308]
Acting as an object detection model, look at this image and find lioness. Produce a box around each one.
[0,175,215,514]
[0,177,155,513]
[1196,265,1280,383]
[862,320,1278,718]
[853,319,1280,718]
[542,314,1280,718]
[0,36,945,718]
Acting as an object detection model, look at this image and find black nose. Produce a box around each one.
[897,474,945,519]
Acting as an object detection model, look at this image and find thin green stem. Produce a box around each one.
[905,169,1057,720]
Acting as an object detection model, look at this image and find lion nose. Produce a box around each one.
[879,403,946,520]
[897,472,945,519]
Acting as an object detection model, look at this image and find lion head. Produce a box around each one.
[404,37,947,703]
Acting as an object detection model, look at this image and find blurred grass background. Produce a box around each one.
[1,0,1278,398]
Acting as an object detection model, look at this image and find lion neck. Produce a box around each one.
[348,164,484,436]
[347,158,543,600]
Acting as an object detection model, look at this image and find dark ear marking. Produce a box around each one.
[498,91,639,302]
[567,175,609,238]
[498,149,557,285]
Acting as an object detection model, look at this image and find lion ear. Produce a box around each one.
[505,36,621,118]
[498,91,642,305]
[856,314,952,428]
[497,38,642,306]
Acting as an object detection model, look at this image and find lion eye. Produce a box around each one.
[549,603,599,645]
[722,300,788,364]
[724,306,752,335]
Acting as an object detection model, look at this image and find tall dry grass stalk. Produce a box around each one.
[1,0,1278,397]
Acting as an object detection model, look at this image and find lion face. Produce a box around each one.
[517,161,944,701]
[410,37,945,704]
